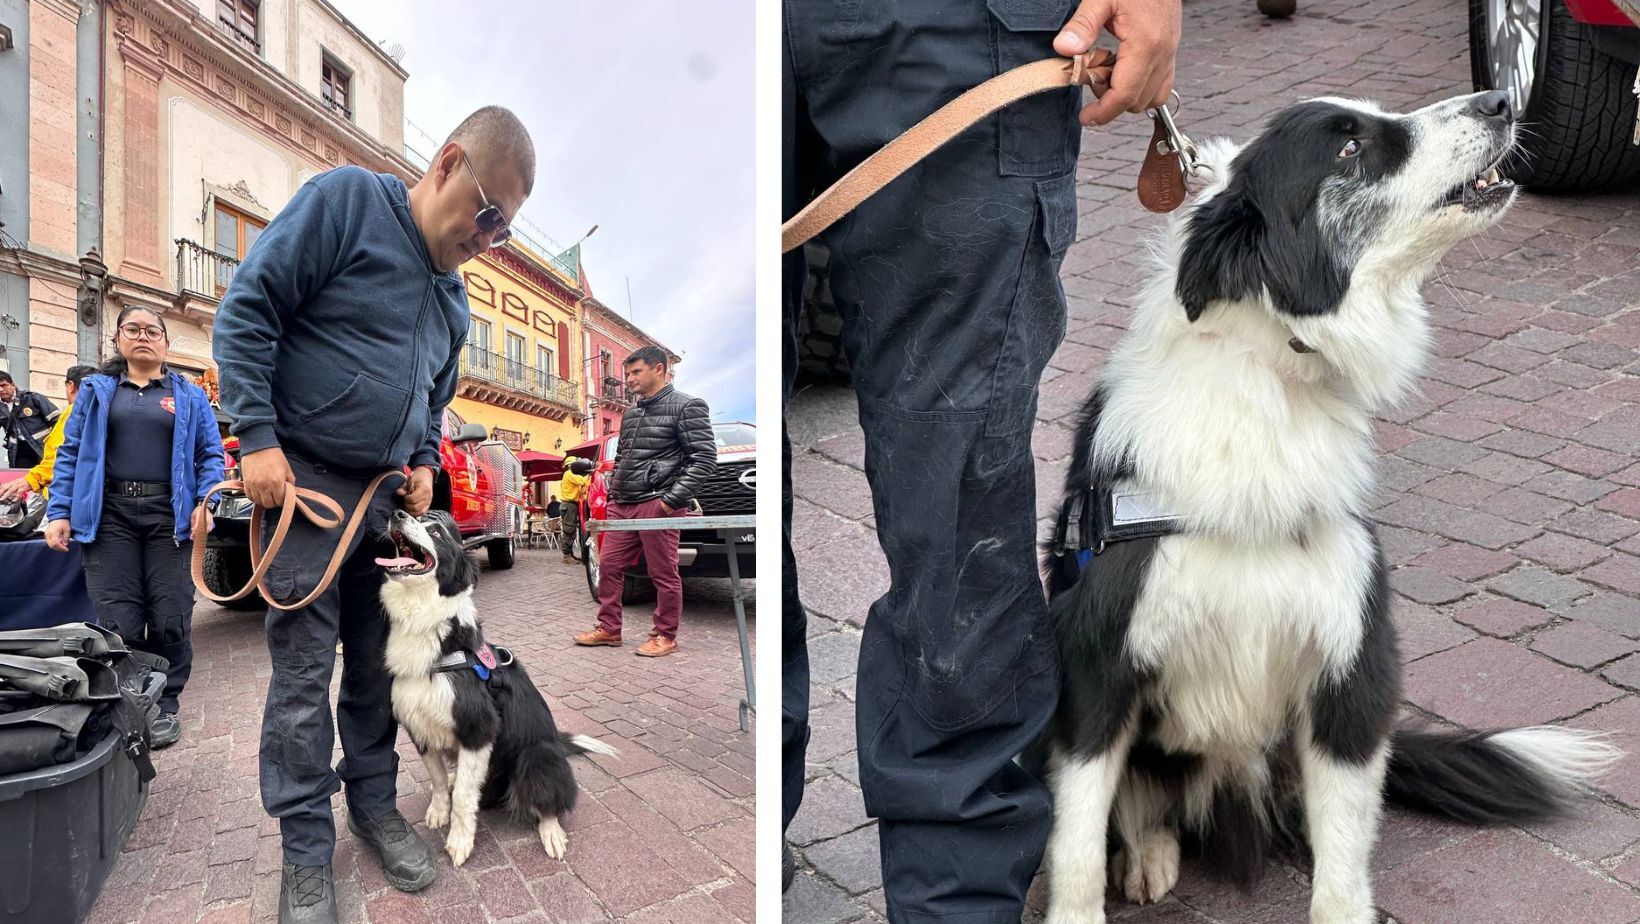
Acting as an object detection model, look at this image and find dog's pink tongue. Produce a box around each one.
[376,556,419,568]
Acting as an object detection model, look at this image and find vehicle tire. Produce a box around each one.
[487,535,516,570]
[796,241,852,383]
[584,536,602,601]
[201,547,264,611]
[1469,0,1640,191]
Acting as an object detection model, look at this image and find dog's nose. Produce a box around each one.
[1468,91,1510,121]
[392,510,409,522]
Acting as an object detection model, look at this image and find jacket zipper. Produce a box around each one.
[390,280,436,467]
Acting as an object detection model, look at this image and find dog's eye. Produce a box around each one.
[1338,139,1362,159]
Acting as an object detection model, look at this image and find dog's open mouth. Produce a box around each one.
[1441,164,1515,211]
[377,527,435,576]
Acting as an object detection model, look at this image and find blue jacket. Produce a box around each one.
[46,370,227,544]
[212,166,469,471]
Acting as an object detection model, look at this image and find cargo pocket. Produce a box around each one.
[985,171,1076,437]
[988,0,1081,177]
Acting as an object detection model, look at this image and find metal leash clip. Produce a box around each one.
[1149,92,1202,176]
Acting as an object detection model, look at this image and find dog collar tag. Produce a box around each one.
[476,644,498,671]
[1138,116,1188,213]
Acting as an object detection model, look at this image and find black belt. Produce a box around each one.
[106,481,170,498]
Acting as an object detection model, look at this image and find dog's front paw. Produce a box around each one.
[1310,893,1375,924]
[1121,831,1180,905]
[539,817,567,859]
[445,826,474,867]
[424,797,450,830]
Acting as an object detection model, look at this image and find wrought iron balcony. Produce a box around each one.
[175,239,240,300]
[460,345,579,408]
[594,375,633,406]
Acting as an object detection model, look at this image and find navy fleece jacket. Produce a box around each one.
[212,167,468,472]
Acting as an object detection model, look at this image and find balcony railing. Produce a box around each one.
[460,345,579,407]
[596,375,633,405]
[175,239,240,299]
[215,17,260,55]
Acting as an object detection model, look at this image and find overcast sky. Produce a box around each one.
[331,1,755,424]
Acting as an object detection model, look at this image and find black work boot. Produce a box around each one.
[279,863,337,924]
[149,712,181,749]
[348,808,438,892]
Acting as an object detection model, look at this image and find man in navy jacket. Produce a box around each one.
[213,106,534,924]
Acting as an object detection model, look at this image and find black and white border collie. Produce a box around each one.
[1042,92,1620,924]
[378,509,616,866]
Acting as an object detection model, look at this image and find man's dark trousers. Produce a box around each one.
[80,492,195,713]
[784,1,1080,919]
[258,453,401,866]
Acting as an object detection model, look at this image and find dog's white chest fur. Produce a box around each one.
[1130,518,1376,759]
[381,580,476,753]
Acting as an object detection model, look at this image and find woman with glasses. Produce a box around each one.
[44,305,225,750]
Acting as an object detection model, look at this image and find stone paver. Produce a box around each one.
[786,0,1640,919]
[88,549,754,923]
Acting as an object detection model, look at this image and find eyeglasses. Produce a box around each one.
[119,324,166,341]
[460,154,513,247]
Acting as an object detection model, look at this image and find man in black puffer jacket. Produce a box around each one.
[574,346,717,657]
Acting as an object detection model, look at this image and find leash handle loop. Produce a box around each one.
[190,471,405,613]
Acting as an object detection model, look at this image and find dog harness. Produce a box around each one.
[434,643,512,682]
[1056,480,1185,571]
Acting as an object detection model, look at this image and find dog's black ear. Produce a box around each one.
[436,541,480,597]
[1176,188,1265,322]
[1176,178,1351,321]
[1259,203,1351,319]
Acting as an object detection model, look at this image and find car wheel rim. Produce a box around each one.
[1487,0,1539,116]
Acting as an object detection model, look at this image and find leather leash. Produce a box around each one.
[781,50,1196,254]
[190,471,405,612]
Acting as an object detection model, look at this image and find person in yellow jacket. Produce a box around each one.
[557,456,594,561]
[0,365,97,504]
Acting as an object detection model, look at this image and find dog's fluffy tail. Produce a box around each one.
[567,734,619,759]
[1387,726,1620,825]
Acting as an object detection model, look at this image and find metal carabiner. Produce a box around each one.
[1148,92,1201,175]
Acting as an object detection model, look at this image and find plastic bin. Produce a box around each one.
[0,671,163,924]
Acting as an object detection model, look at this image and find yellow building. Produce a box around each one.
[451,240,584,454]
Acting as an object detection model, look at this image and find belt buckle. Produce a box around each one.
[121,482,139,497]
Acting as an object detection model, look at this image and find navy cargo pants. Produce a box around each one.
[258,453,401,866]
[784,1,1080,919]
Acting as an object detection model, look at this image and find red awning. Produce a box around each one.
[516,450,564,481]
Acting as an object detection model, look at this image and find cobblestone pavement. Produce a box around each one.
[87,548,756,923]
[785,0,1640,920]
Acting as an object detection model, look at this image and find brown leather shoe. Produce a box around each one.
[635,636,677,657]
[573,627,622,647]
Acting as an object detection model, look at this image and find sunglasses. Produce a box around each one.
[460,154,513,247]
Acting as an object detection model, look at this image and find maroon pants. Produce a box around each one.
[595,498,686,639]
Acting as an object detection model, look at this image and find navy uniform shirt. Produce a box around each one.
[105,372,176,484]
[3,391,60,467]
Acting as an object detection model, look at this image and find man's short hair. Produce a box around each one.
[0,371,12,385]
[446,106,536,195]
[624,346,668,371]
[66,365,97,386]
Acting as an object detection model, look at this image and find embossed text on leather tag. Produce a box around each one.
[1138,117,1187,213]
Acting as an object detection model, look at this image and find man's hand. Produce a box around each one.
[397,466,435,516]
[658,500,675,515]
[241,447,295,509]
[0,478,27,504]
[191,505,215,537]
[1054,0,1182,126]
[44,518,71,552]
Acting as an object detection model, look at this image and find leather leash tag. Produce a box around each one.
[1138,117,1187,213]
